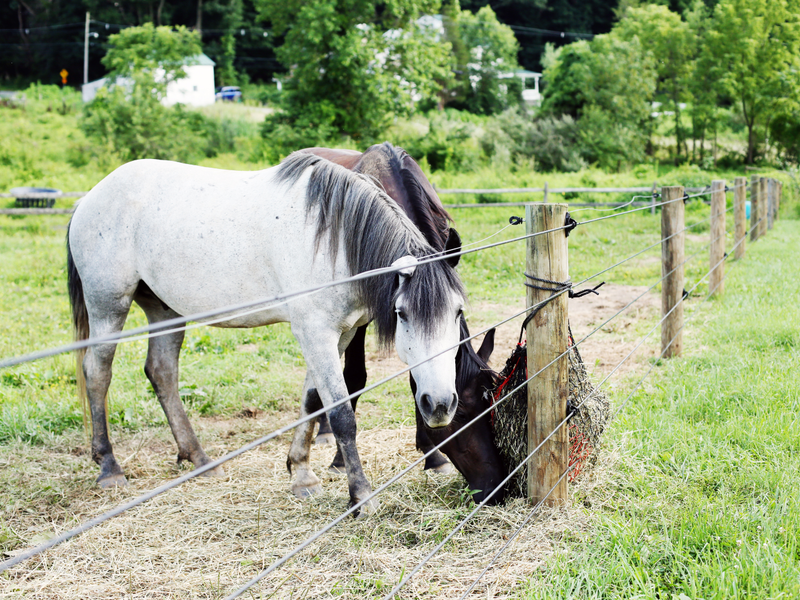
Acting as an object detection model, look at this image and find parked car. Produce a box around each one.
[215,86,242,102]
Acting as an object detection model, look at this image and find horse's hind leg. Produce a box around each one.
[136,289,224,476]
[317,325,368,448]
[84,312,131,488]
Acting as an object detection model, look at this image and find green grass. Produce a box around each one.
[523,220,800,600]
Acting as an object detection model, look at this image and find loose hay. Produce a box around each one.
[1,421,593,599]
[491,326,611,498]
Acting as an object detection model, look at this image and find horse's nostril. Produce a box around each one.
[449,393,458,412]
[420,393,433,416]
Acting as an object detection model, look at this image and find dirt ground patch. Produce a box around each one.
[367,282,661,384]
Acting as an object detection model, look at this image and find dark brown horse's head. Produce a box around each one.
[412,320,506,505]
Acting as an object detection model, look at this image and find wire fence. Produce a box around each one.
[0,177,780,599]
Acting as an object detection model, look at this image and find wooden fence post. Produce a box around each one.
[750,175,760,241]
[710,180,726,296]
[776,181,782,220]
[661,186,685,358]
[525,202,569,506]
[759,177,768,239]
[651,181,658,216]
[734,176,746,260]
[543,181,549,203]
[767,178,775,231]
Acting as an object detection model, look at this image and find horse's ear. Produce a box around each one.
[477,328,495,363]
[445,228,461,268]
[391,255,417,283]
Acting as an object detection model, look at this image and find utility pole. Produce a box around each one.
[84,12,90,85]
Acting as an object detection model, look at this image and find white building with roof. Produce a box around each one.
[81,53,216,107]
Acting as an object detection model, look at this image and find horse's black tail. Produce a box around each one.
[67,220,91,430]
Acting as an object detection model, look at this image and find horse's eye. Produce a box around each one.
[396,309,407,321]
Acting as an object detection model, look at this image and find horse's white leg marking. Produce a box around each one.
[288,373,323,498]
[84,309,131,489]
[291,325,377,515]
[136,291,225,477]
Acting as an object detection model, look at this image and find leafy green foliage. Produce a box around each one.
[79,24,235,162]
[256,0,451,141]
[540,34,656,169]
[101,23,203,101]
[455,5,522,114]
[703,0,800,163]
[615,4,694,163]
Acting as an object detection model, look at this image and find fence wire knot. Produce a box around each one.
[519,275,605,343]
[564,212,578,237]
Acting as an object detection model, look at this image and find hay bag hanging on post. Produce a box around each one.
[489,326,610,499]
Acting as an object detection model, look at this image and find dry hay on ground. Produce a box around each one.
[1,285,659,598]
[1,424,597,600]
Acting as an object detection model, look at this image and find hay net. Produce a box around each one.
[488,325,610,499]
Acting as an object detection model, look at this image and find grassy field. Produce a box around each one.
[2,95,800,597]
[525,220,800,599]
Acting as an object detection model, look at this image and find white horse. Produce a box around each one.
[67,153,465,512]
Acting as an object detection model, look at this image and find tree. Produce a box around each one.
[82,24,207,161]
[255,0,451,140]
[458,5,521,114]
[101,22,203,100]
[540,34,657,169]
[704,0,800,163]
[614,4,694,163]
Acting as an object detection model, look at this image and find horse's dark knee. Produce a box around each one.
[329,404,357,440]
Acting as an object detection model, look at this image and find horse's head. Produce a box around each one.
[414,323,506,504]
[390,250,464,429]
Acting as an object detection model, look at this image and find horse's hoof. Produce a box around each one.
[315,433,336,445]
[328,464,346,476]
[354,497,379,518]
[97,473,128,489]
[292,483,323,499]
[200,465,226,478]
[427,462,455,475]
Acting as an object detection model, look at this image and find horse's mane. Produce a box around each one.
[275,152,465,348]
[360,143,452,251]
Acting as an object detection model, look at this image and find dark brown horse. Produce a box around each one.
[300,143,507,503]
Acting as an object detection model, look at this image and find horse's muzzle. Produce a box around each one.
[419,392,458,428]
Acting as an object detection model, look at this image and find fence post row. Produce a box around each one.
[525,202,569,506]
[758,177,769,237]
[767,178,775,231]
[750,175,760,242]
[710,180,726,296]
[661,186,685,358]
[734,177,747,260]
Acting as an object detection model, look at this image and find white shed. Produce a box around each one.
[81,54,216,107]
[498,69,542,105]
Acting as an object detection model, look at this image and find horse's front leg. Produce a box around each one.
[287,373,324,498]
[292,327,376,515]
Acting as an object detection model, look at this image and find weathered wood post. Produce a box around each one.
[750,175,760,241]
[734,176,746,260]
[661,186,685,358]
[767,178,775,231]
[710,180,726,296]
[543,181,549,203]
[651,181,658,216]
[525,202,569,506]
[759,177,768,238]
